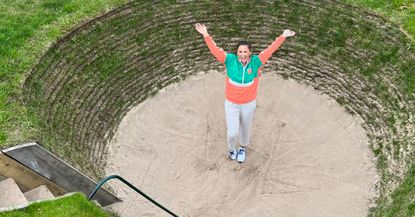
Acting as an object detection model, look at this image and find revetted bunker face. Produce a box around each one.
[24,0,414,183]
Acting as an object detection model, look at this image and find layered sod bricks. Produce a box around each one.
[23,0,414,214]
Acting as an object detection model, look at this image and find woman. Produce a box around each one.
[195,23,295,163]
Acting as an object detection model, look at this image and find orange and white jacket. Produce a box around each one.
[204,35,286,104]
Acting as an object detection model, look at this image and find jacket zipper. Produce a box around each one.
[242,65,246,84]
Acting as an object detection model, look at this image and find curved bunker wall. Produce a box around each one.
[24,0,414,195]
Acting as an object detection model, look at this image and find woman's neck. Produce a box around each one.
[239,57,250,66]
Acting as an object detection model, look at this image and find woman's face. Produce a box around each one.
[237,45,251,63]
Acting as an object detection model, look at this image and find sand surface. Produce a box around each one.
[105,71,377,217]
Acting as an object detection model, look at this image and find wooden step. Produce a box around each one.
[24,185,55,202]
[0,178,28,211]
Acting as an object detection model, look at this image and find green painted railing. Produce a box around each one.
[88,175,178,217]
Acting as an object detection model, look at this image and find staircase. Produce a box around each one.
[0,143,121,213]
[0,178,55,212]
[0,143,176,216]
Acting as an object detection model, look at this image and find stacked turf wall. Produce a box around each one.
[24,0,414,209]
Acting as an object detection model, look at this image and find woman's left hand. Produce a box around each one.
[282,30,296,37]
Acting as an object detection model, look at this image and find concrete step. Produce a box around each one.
[0,152,67,197]
[24,185,55,202]
[0,178,28,211]
[3,143,121,206]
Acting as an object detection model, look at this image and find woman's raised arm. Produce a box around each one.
[259,30,295,65]
[195,23,227,64]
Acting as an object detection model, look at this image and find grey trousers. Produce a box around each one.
[224,99,256,152]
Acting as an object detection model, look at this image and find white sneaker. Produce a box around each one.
[237,147,246,163]
[228,150,237,160]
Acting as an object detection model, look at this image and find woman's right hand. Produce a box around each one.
[282,30,296,37]
[195,23,209,37]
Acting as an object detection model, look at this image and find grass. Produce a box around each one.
[338,3,415,215]
[340,2,415,215]
[344,0,415,41]
[0,0,130,147]
[0,192,118,217]
[369,163,415,217]
[1,0,413,149]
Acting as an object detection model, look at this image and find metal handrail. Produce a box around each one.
[88,175,178,217]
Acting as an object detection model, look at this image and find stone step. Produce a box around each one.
[24,185,55,202]
[0,178,28,211]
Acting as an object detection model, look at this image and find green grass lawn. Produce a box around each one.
[345,0,415,40]
[0,193,118,217]
[0,0,129,146]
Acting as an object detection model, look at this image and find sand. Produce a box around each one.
[104,70,377,217]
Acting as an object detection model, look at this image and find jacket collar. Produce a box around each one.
[238,56,251,67]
